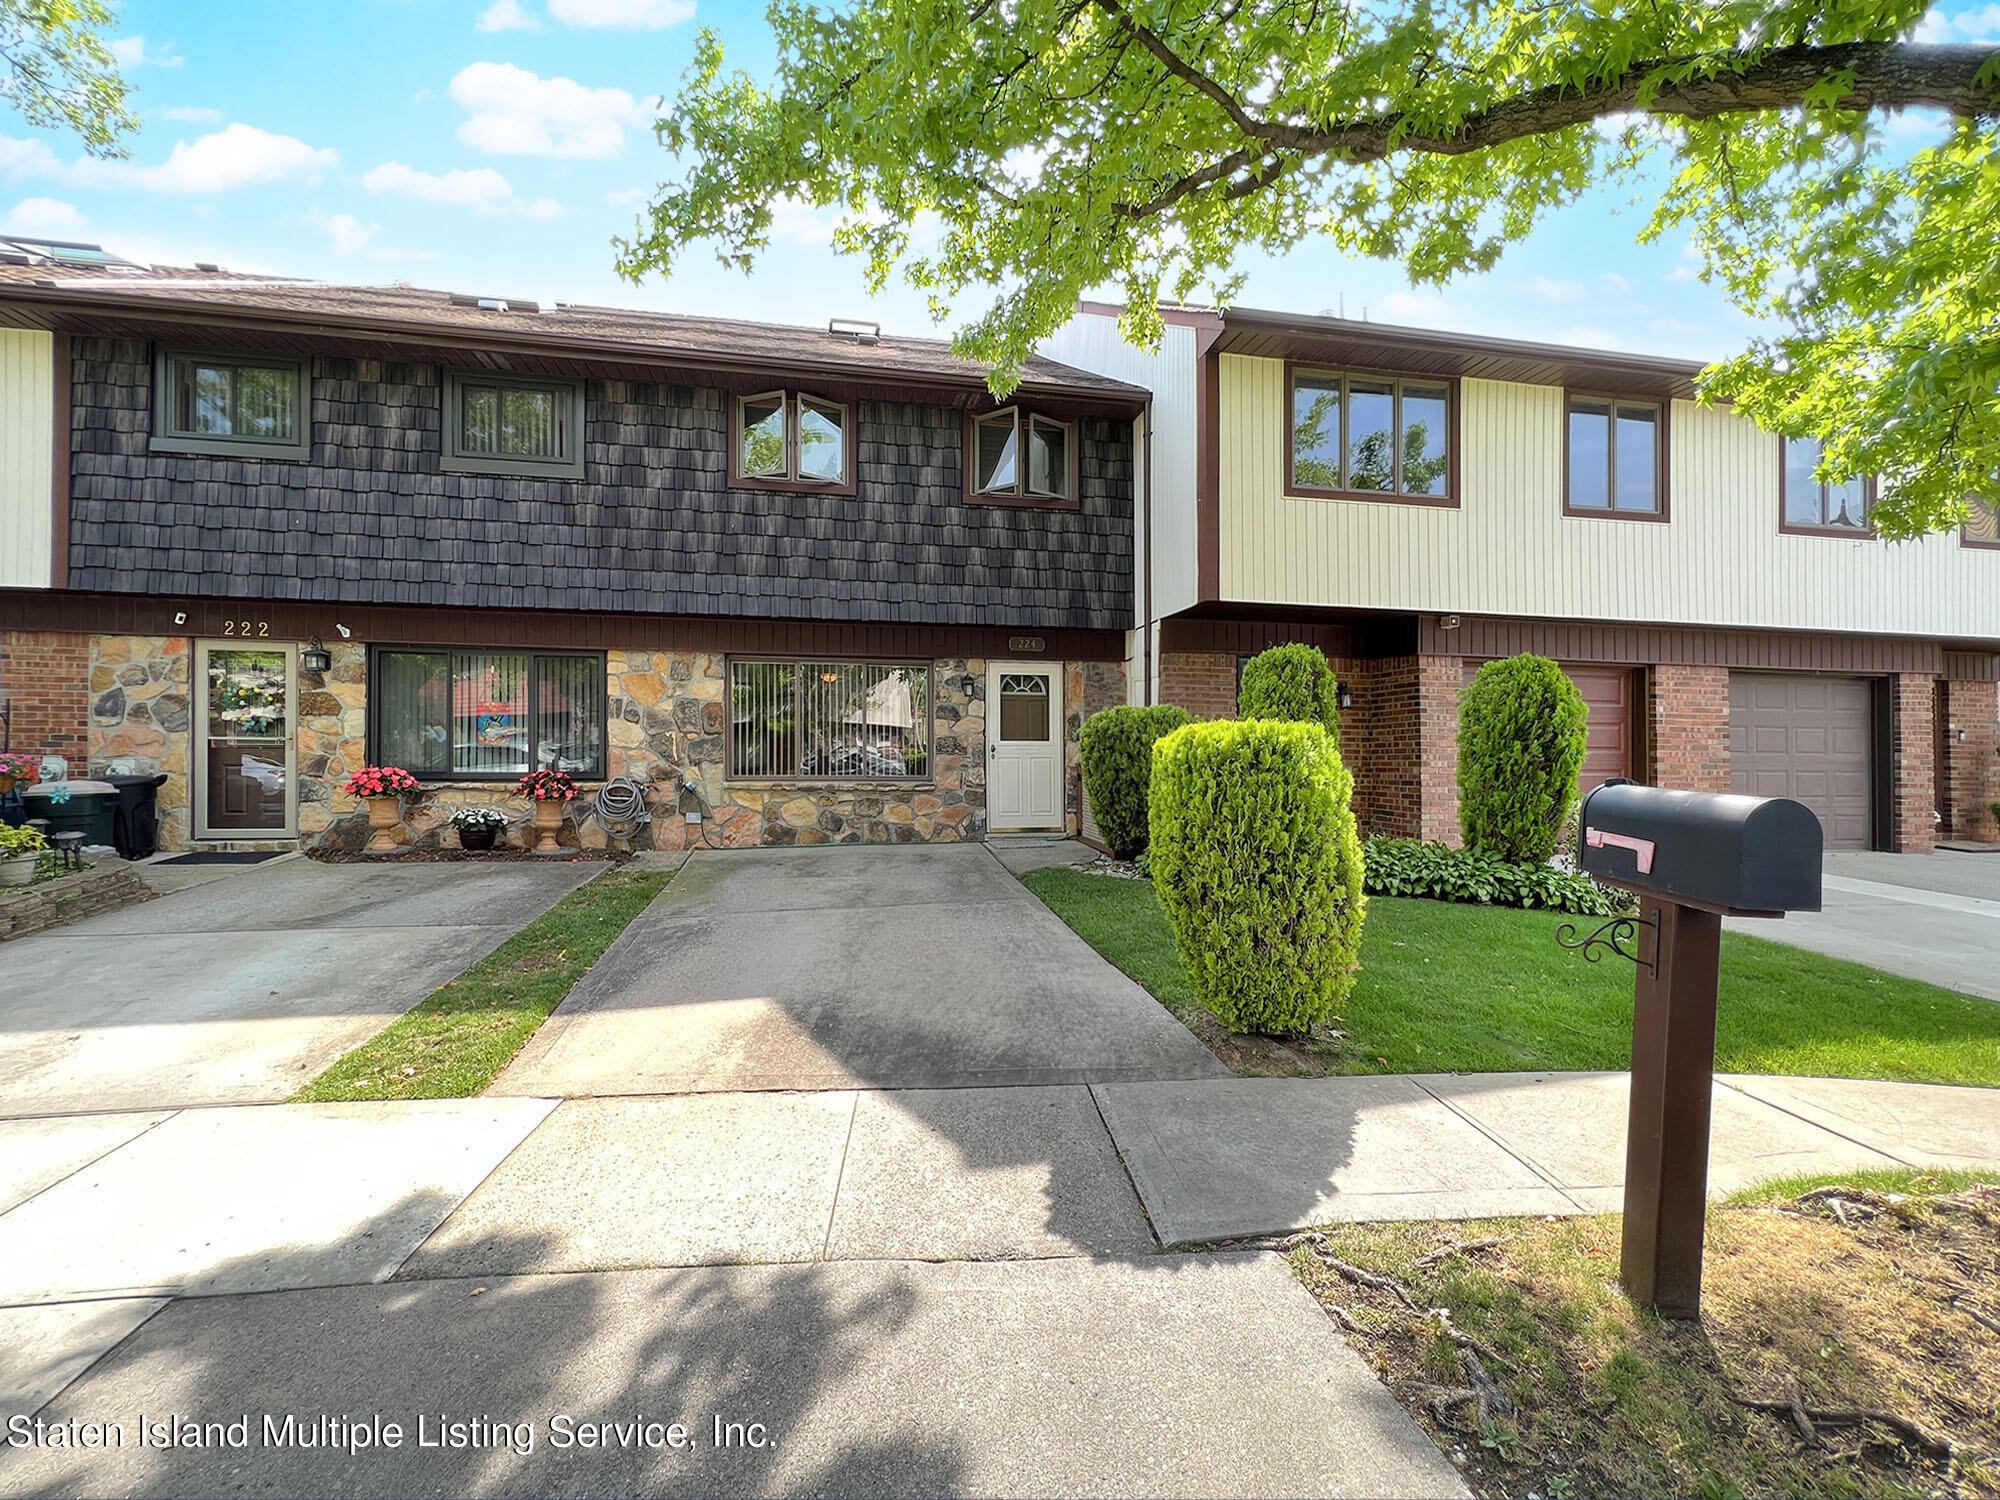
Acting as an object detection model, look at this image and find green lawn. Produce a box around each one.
[1021,867,2000,1086]
[294,864,673,1102]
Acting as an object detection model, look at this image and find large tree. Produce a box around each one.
[1,0,135,155]
[619,1,2000,539]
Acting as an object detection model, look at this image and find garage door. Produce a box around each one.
[1729,674,1875,850]
[1564,665,1634,794]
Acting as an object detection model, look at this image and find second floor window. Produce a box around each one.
[1288,369,1453,501]
[153,349,308,459]
[443,371,584,479]
[970,408,1073,502]
[1782,436,1870,533]
[734,391,850,487]
[1567,395,1664,518]
[1965,498,2000,551]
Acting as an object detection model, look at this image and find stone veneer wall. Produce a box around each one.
[86,635,192,851]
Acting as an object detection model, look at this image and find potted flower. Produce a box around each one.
[341,765,422,853]
[451,805,509,853]
[0,752,41,798]
[516,768,577,852]
[0,823,47,888]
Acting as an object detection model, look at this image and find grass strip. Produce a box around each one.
[1020,867,2000,1086]
[1286,1169,1998,1500]
[293,864,672,1102]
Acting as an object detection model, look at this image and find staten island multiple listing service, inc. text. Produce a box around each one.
[8,1412,779,1457]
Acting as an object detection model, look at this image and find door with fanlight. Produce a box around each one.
[195,641,297,839]
[987,663,1063,831]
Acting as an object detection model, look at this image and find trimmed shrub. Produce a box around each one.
[1457,653,1588,863]
[1362,835,1628,916]
[1237,643,1341,747]
[1148,719,1365,1034]
[1078,704,1196,859]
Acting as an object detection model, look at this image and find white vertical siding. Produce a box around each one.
[1037,313,1200,619]
[0,328,53,589]
[1218,354,2000,639]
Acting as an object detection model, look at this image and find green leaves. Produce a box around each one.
[1361,835,1627,916]
[619,1,2000,528]
[1457,655,1589,865]
[0,0,139,156]
[1077,703,1194,859]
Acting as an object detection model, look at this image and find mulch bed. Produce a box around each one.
[307,846,633,864]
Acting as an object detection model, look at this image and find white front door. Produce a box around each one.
[987,662,1063,831]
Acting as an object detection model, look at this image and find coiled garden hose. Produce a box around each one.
[592,775,653,837]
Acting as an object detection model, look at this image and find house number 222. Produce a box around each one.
[220,620,271,637]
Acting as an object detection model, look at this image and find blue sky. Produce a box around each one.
[0,1,1989,362]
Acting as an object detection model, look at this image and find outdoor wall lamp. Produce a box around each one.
[959,674,980,698]
[300,636,333,674]
[1336,681,1355,711]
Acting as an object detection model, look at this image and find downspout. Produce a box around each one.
[1141,400,1154,705]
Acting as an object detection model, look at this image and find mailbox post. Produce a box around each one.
[1570,781,1823,1319]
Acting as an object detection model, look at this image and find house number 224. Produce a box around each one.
[220,620,272,637]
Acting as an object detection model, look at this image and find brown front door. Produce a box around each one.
[1562,664,1636,794]
[1729,673,1875,850]
[196,643,296,837]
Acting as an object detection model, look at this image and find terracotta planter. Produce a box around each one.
[458,825,499,852]
[0,853,36,888]
[529,798,566,852]
[364,795,404,853]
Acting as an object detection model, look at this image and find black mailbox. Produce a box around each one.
[1576,780,1823,916]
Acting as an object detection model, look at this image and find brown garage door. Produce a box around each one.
[1729,673,1875,850]
[1564,665,1635,794]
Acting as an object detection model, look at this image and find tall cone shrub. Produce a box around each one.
[1078,704,1195,859]
[1237,642,1342,747]
[1457,653,1589,863]
[1148,719,1365,1034]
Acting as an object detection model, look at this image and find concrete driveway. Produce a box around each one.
[0,857,596,1117]
[1729,850,2000,1003]
[494,844,1226,1095]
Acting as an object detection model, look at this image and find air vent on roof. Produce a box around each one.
[828,318,881,344]
[449,292,543,313]
[194,262,220,272]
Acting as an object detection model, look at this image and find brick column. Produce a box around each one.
[1157,651,1238,719]
[1939,678,1998,843]
[1892,674,1938,853]
[1416,654,1463,845]
[0,629,90,764]
[1649,665,1731,793]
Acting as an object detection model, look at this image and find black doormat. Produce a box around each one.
[149,851,289,866]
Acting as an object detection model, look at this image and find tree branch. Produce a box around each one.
[1116,40,2000,218]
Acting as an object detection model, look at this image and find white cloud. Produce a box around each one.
[111,36,184,69]
[1525,274,1590,304]
[547,0,694,28]
[1915,4,2000,42]
[364,161,515,205]
[156,105,223,124]
[0,136,64,181]
[1374,291,1452,327]
[72,124,336,193]
[1600,272,1632,297]
[606,186,646,205]
[3,197,87,235]
[316,211,441,264]
[1553,324,1626,351]
[766,194,836,246]
[363,160,563,219]
[477,0,542,30]
[449,62,650,159]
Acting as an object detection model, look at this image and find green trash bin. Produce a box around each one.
[19,779,118,847]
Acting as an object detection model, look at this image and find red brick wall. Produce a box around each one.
[1649,665,1731,793]
[1939,678,1998,843]
[1417,655,1463,844]
[1892,674,1938,853]
[0,629,89,763]
[1157,651,1239,720]
[1337,654,1462,843]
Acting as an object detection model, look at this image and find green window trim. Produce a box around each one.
[441,369,586,479]
[150,347,310,461]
